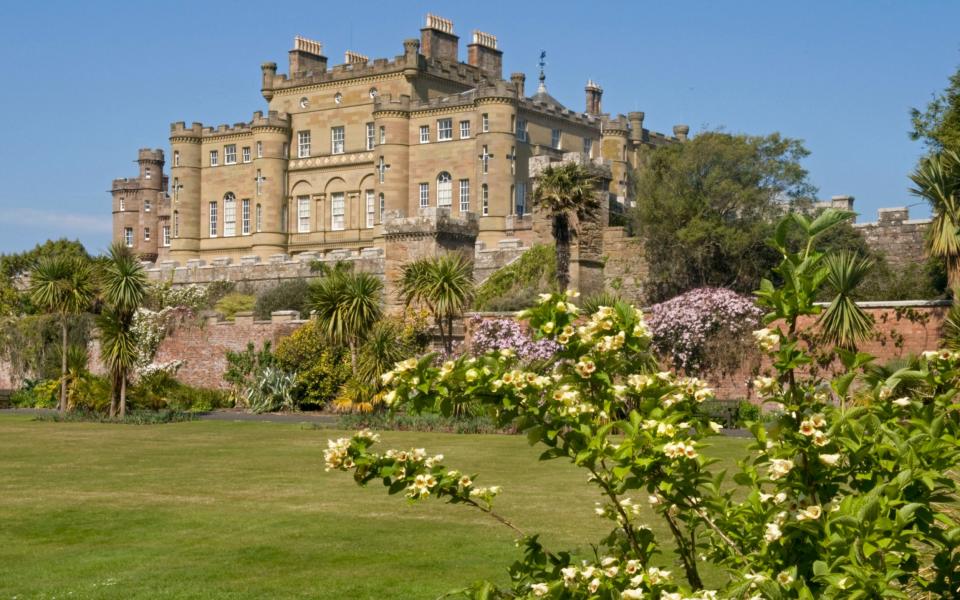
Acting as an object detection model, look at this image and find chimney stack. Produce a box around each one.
[467,30,502,79]
[628,111,645,142]
[585,80,603,115]
[289,35,327,76]
[420,14,459,63]
[511,72,526,98]
[673,124,690,141]
[344,50,369,65]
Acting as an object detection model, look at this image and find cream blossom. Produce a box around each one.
[622,589,645,599]
[812,431,830,447]
[811,413,827,428]
[777,571,794,586]
[819,453,841,466]
[752,327,780,352]
[796,505,822,521]
[799,420,816,436]
[530,583,548,596]
[588,578,600,593]
[624,559,641,574]
[892,397,912,407]
[769,459,794,480]
[764,522,782,542]
[646,567,671,584]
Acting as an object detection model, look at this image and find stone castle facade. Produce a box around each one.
[111,14,682,271]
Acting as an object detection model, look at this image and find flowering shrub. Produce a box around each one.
[468,315,560,363]
[646,287,763,373]
[326,211,960,599]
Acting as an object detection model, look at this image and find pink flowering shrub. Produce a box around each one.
[646,287,763,373]
[468,316,560,363]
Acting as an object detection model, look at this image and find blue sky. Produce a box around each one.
[0,0,957,255]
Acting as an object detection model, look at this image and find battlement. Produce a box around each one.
[250,110,291,130]
[601,114,630,134]
[519,95,598,127]
[169,122,204,139]
[170,111,290,142]
[138,148,164,162]
[111,177,144,190]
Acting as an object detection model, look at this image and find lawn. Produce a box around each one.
[0,414,748,599]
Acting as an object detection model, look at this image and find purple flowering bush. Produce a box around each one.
[646,287,763,374]
[468,316,559,363]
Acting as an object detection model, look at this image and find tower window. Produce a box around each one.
[379,126,386,145]
[419,183,429,208]
[173,151,180,167]
[481,184,489,216]
[173,211,179,237]
[145,167,152,180]
[124,227,133,247]
[583,137,592,157]
[482,113,489,132]
[459,179,470,212]
[419,125,429,144]
[119,197,125,211]
[379,193,385,223]
[366,123,375,151]
[437,172,452,207]
[162,225,171,247]
[242,146,251,163]
[256,204,262,232]
[297,131,311,158]
[551,129,561,149]
[515,182,527,215]
[256,141,263,158]
[516,118,527,142]
[209,150,218,167]
[144,199,151,212]
[331,126,345,154]
[460,120,471,139]
[144,227,150,242]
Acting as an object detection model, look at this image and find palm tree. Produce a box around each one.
[819,250,875,351]
[399,253,474,354]
[530,162,601,291]
[97,243,147,418]
[910,150,960,287]
[309,270,383,369]
[29,255,95,414]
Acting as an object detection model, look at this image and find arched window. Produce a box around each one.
[223,193,236,237]
[436,172,452,207]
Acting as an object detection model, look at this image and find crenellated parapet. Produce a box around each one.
[170,111,290,143]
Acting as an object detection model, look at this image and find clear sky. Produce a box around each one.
[0,0,957,255]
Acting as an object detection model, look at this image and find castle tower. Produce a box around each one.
[250,111,291,258]
[111,148,166,262]
[168,124,203,261]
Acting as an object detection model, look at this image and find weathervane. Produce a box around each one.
[538,50,547,92]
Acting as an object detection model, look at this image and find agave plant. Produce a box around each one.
[818,250,875,350]
[910,150,960,287]
[246,366,297,413]
[28,255,96,413]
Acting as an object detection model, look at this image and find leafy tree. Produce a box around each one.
[632,131,816,302]
[910,150,960,287]
[309,270,383,369]
[28,255,96,413]
[910,60,960,154]
[530,162,601,291]
[254,278,311,319]
[97,243,148,417]
[399,253,474,354]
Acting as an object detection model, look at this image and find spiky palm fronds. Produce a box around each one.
[398,254,474,353]
[530,162,601,291]
[910,150,960,286]
[818,250,875,350]
[309,271,383,368]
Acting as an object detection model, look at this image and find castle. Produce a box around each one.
[111,14,683,279]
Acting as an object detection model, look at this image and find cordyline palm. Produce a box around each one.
[819,250,875,351]
[97,243,147,418]
[910,150,960,287]
[29,255,95,413]
[399,253,473,354]
[530,162,601,292]
[310,271,383,370]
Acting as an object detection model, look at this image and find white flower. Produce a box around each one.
[530,583,548,596]
[646,567,670,584]
[764,522,782,542]
[622,589,645,599]
[799,420,817,436]
[708,421,723,433]
[661,593,682,600]
[625,559,641,574]
[588,577,600,593]
[892,397,912,407]
[796,505,822,521]
[819,453,840,466]
[769,459,794,480]
[561,567,578,586]
[777,570,794,586]
[753,327,780,352]
[538,293,553,304]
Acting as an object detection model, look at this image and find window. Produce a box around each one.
[225,144,237,165]
[515,182,527,215]
[459,179,470,212]
[331,126,345,154]
[209,150,218,166]
[242,146,251,163]
[223,193,236,237]
[173,177,179,201]
[437,118,453,141]
[366,123,375,150]
[162,225,171,247]
[209,201,218,237]
[144,227,151,241]
[173,211,179,237]
[460,120,471,139]
[481,184,489,216]
[297,196,311,233]
[256,204,262,232]
[173,151,180,167]
[437,172,452,207]
[242,199,250,235]
[551,128,561,149]
[419,125,429,144]
[377,156,387,184]
[145,167,152,180]
[124,227,133,247]
[481,145,489,174]
[379,126,386,144]
[419,183,429,208]
[583,137,592,157]
[365,190,375,228]
[256,169,263,196]
[379,193,385,222]
[256,141,263,158]
[516,118,527,142]
[297,131,311,158]
[330,193,345,230]
[119,197,125,211]
[482,113,489,132]
[144,199,151,212]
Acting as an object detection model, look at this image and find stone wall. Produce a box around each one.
[602,227,647,303]
[854,207,931,269]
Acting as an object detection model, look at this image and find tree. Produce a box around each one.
[398,253,474,354]
[28,255,95,413]
[97,243,147,418]
[910,60,960,154]
[909,150,960,287]
[632,131,816,302]
[309,270,383,369]
[530,162,601,292]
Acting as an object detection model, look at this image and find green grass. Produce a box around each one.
[0,414,748,599]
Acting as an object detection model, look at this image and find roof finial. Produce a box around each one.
[538,50,547,93]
